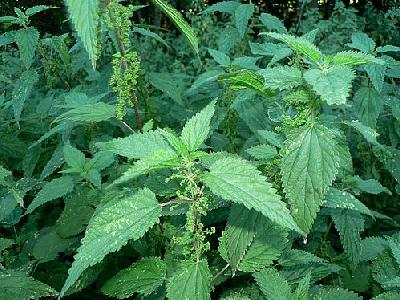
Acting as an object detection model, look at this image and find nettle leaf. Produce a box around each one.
[203,156,300,232]
[259,12,286,33]
[347,120,379,145]
[60,188,161,297]
[246,144,277,161]
[0,270,57,300]
[97,129,174,159]
[281,124,341,233]
[25,5,51,16]
[354,176,391,195]
[329,51,384,66]
[259,66,303,90]
[292,272,311,300]
[26,176,74,214]
[323,188,373,217]
[364,63,386,93]
[167,260,212,300]
[234,3,255,37]
[353,86,383,128]
[12,70,38,127]
[101,257,166,298]
[15,27,39,69]
[208,48,230,66]
[313,287,362,300]
[54,102,116,123]
[65,0,98,67]
[331,209,365,265]
[373,292,400,300]
[151,0,198,53]
[253,268,291,300]
[200,1,240,14]
[181,100,216,152]
[304,66,355,105]
[63,144,86,170]
[266,32,323,63]
[346,32,376,53]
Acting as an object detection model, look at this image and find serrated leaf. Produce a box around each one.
[373,292,400,300]
[26,176,74,214]
[360,237,388,262]
[313,287,362,300]
[167,260,212,300]
[234,4,254,37]
[323,188,373,216]
[25,5,50,16]
[0,31,16,47]
[151,0,198,53]
[281,124,340,233]
[279,249,327,267]
[54,102,116,123]
[330,51,384,66]
[203,156,300,232]
[259,12,286,33]
[354,176,391,195]
[353,86,383,128]
[266,32,323,63]
[181,100,216,152]
[253,268,291,300]
[364,63,386,93]
[12,70,38,127]
[347,120,379,145]
[60,188,161,297]
[304,66,355,105]
[292,272,311,300]
[200,1,239,14]
[0,238,14,252]
[208,48,230,66]
[65,0,98,67]
[376,45,400,53]
[331,209,364,265]
[132,27,169,48]
[96,129,174,159]
[259,66,303,90]
[101,257,166,298]
[246,144,277,161]
[15,27,39,69]
[0,270,57,300]
[63,144,86,170]
[346,32,376,53]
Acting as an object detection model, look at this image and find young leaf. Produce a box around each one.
[15,27,39,69]
[259,13,287,33]
[266,32,323,63]
[181,100,216,152]
[151,0,198,53]
[0,270,57,300]
[101,257,166,298]
[26,176,74,214]
[329,51,384,66]
[167,260,212,300]
[353,86,383,128]
[25,5,51,17]
[208,48,230,66]
[323,188,373,217]
[346,32,376,53]
[234,4,255,37]
[246,144,277,161]
[331,209,365,265]
[259,66,303,90]
[253,268,291,300]
[304,65,355,105]
[200,1,240,14]
[203,156,301,233]
[60,188,161,297]
[281,124,341,233]
[64,0,98,68]
[12,70,38,127]
[63,144,86,170]
[364,63,386,93]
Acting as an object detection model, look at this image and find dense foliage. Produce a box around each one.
[1,0,400,299]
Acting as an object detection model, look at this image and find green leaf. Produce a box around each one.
[259,12,286,33]
[26,176,74,214]
[132,27,169,48]
[281,124,341,233]
[181,100,216,152]
[323,188,373,217]
[246,144,277,161]
[292,272,311,300]
[234,4,255,37]
[354,176,391,195]
[15,27,39,69]
[151,0,198,53]
[0,238,14,252]
[54,102,116,123]
[329,51,384,66]
[200,1,239,14]
[203,156,300,233]
[331,209,365,265]
[266,32,323,63]
[40,144,64,180]
[12,70,38,127]
[208,48,230,66]
[364,63,386,93]
[0,270,57,300]
[63,144,86,170]
[376,45,400,53]
[353,86,383,128]
[96,129,174,159]
[259,66,303,90]
[167,260,212,300]
[253,268,291,300]
[60,188,161,297]
[304,66,355,105]
[101,257,166,298]
[0,31,16,47]
[0,165,11,185]
[65,0,98,68]
[313,287,362,300]
[279,249,327,267]
[25,5,51,16]
[346,32,376,53]
[346,120,379,145]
